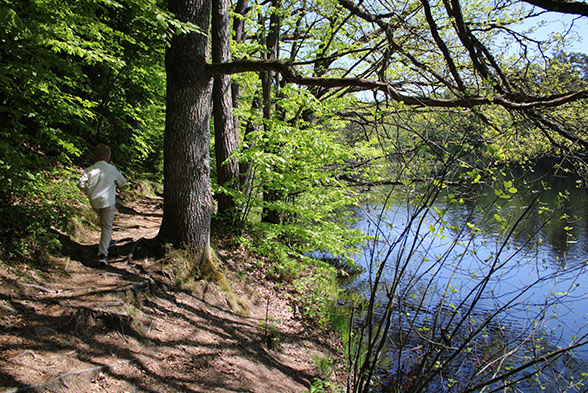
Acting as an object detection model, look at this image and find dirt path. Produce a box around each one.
[0,197,343,392]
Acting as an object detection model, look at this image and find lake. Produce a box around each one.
[347,168,588,392]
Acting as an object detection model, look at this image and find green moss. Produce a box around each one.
[162,245,250,316]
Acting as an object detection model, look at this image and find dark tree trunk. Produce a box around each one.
[233,0,256,198]
[239,94,260,196]
[158,0,214,255]
[231,0,248,107]
[212,0,240,223]
[261,0,283,225]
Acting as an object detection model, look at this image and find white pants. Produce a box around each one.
[93,205,115,256]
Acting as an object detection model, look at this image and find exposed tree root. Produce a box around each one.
[112,280,149,293]
[60,305,133,334]
[17,283,58,293]
[2,359,136,393]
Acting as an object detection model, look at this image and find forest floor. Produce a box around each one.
[0,195,345,392]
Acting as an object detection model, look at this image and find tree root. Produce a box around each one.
[112,280,149,293]
[2,359,136,393]
[1,303,19,314]
[17,282,58,293]
[60,305,133,334]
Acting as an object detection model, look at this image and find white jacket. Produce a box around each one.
[78,161,127,209]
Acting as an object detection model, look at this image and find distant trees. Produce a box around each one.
[212,0,240,222]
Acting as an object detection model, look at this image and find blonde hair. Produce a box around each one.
[93,144,111,162]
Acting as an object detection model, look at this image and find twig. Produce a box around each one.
[13,350,36,359]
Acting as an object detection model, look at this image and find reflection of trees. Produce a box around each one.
[352,262,588,393]
[348,174,588,392]
[438,168,588,270]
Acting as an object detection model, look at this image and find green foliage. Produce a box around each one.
[312,354,335,380]
[479,52,588,165]
[224,83,369,264]
[0,0,171,263]
[257,319,281,348]
[0,0,167,177]
[305,378,344,393]
[0,167,85,265]
[292,260,343,323]
[239,229,345,323]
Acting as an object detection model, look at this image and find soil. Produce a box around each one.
[0,196,345,393]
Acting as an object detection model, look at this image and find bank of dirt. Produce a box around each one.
[0,196,344,392]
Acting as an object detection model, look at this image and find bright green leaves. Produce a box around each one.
[1,0,167,262]
[2,0,167,174]
[494,180,518,199]
[228,75,372,261]
[504,180,518,195]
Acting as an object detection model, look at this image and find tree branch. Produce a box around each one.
[207,60,588,108]
[421,0,466,90]
[521,0,588,16]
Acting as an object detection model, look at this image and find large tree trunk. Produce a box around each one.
[158,0,214,255]
[212,0,240,223]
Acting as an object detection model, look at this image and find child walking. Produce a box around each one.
[78,144,127,266]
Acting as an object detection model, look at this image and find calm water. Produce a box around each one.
[349,170,588,390]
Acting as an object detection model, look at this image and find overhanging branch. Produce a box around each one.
[521,0,588,16]
[207,59,588,109]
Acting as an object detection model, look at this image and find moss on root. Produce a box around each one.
[162,245,250,316]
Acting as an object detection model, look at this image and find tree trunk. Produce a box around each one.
[158,0,214,255]
[233,0,256,197]
[261,0,283,224]
[212,0,240,223]
[239,94,260,197]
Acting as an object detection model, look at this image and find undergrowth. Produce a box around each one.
[0,166,87,266]
[236,229,356,329]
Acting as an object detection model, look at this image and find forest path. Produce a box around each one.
[0,196,341,392]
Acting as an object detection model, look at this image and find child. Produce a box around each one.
[78,144,127,266]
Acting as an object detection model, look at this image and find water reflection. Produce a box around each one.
[349,170,588,392]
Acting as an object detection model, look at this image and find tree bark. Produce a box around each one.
[231,0,258,208]
[261,0,283,225]
[158,0,214,255]
[212,0,240,222]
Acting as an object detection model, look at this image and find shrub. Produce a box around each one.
[0,166,86,266]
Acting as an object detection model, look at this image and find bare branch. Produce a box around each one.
[420,0,466,90]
